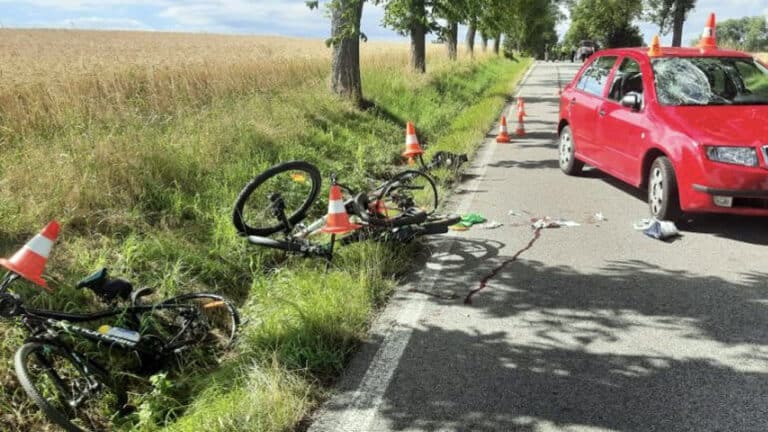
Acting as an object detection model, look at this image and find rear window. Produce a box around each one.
[652,57,768,106]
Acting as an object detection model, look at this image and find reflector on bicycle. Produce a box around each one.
[0,221,60,291]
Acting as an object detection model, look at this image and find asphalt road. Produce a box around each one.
[309,61,768,432]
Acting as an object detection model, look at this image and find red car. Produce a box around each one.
[558,45,768,221]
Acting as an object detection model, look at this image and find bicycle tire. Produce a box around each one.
[418,215,462,235]
[365,170,438,227]
[158,293,240,354]
[15,342,127,432]
[233,161,322,236]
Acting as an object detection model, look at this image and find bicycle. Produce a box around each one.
[0,267,240,432]
[231,161,460,260]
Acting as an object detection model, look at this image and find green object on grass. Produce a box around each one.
[458,213,487,227]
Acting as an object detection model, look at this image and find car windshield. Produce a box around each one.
[652,57,768,106]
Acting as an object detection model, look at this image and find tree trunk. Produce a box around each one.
[447,21,458,60]
[481,33,489,51]
[466,23,476,57]
[409,0,427,73]
[330,0,364,106]
[671,1,685,47]
[493,36,501,55]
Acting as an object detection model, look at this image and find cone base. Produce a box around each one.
[0,258,50,291]
[321,224,362,235]
[516,129,526,137]
[496,134,511,143]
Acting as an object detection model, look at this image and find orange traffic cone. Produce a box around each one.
[698,13,717,51]
[516,98,527,137]
[0,221,60,291]
[402,122,424,166]
[648,34,663,57]
[322,183,361,234]
[496,116,511,143]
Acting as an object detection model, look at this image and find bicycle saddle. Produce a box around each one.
[77,268,133,302]
[130,287,155,306]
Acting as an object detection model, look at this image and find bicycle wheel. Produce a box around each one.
[367,170,438,227]
[233,161,322,236]
[156,293,240,358]
[15,342,127,432]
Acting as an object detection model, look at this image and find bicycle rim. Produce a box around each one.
[157,294,240,362]
[375,170,438,220]
[233,161,322,236]
[15,342,125,432]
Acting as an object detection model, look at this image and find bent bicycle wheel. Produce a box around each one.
[367,170,439,227]
[157,293,240,360]
[233,161,322,236]
[15,342,127,432]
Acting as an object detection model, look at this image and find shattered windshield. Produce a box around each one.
[652,57,768,106]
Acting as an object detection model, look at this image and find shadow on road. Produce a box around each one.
[325,236,768,431]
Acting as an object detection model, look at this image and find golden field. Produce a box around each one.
[757,53,768,62]
[0,29,459,136]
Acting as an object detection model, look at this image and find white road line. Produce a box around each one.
[316,62,539,432]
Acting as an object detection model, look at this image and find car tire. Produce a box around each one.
[558,125,584,176]
[648,156,682,221]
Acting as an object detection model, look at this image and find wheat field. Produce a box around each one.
[0,29,452,136]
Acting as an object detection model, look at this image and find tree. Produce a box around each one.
[564,0,643,48]
[718,16,768,51]
[502,0,562,57]
[645,0,696,47]
[376,0,431,73]
[308,0,366,106]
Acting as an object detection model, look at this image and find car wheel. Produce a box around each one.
[648,156,681,221]
[559,125,584,175]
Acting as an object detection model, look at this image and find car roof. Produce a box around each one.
[595,46,753,59]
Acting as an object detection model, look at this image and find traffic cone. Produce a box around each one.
[496,116,511,143]
[321,183,361,234]
[698,13,717,51]
[648,34,663,57]
[402,122,424,166]
[0,221,60,291]
[516,98,526,137]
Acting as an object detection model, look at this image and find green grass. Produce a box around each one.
[0,53,531,432]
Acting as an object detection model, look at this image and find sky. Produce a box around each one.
[1,0,767,46]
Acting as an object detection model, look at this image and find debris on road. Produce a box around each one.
[633,219,654,231]
[594,212,607,222]
[449,213,488,231]
[480,221,503,230]
[642,219,681,241]
[531,217,580,229]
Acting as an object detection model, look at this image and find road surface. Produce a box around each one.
[309,61,768,432]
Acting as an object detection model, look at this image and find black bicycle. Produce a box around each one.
[1,268,239,432]
[231,161,460,260]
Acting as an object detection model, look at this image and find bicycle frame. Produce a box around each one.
[0,272,200,356]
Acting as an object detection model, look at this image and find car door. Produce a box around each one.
[597,56,651,186]
[569,55,619,164]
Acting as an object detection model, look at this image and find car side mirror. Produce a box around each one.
[621,93,641,111]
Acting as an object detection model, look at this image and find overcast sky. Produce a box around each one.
[1,0,767,46]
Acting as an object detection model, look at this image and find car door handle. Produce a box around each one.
[598,109,606,117]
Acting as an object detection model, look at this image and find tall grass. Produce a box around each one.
[0,29,531,431]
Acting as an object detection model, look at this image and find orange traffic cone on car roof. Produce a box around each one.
[0,221,60,291]
[402,122,424,166]
[698,13,717,51]
[321,182,361,234]
[496,116,511,143]
[648,35,663,57]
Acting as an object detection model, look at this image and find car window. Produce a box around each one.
[608,58,644,104]
[652,57,768,106]
[577,56,617,97]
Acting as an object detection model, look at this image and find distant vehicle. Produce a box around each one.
[558,45,768,221]
[576,40,596,62]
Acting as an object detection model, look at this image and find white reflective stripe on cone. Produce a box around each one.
[328,200,346,214]
[24,235,54,258]
[406,135,419,145]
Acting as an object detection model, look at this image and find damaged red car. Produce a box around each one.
[558,44,768,221]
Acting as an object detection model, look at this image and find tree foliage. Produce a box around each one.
[717,16,768,52]
[644,0,696,47]
[564,0,644,48]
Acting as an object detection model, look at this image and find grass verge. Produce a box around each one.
[0,48,531,431]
